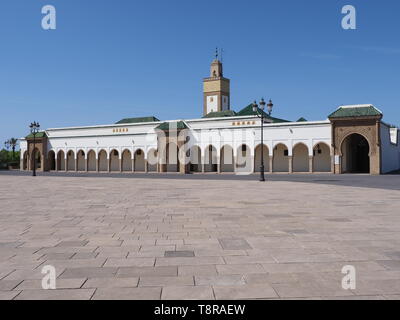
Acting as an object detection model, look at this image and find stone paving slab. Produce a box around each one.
[1,175,400,300]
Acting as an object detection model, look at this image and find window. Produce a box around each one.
[284,150,289,156]
[241,145,247,153]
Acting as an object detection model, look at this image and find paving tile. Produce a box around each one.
[92,287,161,300]
[156,256,224,267]
[213,284,278,299]
[161,286,214,300]
[103,258,155,267]
[83,277,139,289]
[178,265,218,276]
[139,276,194,287]
[216,264,265,275]
[117,266,178,278]
[218,239,252,250]
[195,275,245,286]
[14,278,86,290]
[14,289,95,300]
[0,280,22,291]
[0,291,21,300]
[164,251,195,258]
[57,241,89,247]
[59,267,118,279]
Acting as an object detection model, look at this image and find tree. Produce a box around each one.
[8,138,18,160]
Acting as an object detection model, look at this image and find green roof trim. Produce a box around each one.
[236,104,290,123]
[156,121,188,131]
[202,110,237,118]
[116,116,160,124]
[297,117,307,122]
[25,132,47,139]
[328,105,382,119]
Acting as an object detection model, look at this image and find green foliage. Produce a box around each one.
[0,149,20,169]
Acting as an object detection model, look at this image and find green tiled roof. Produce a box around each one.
[203,110,237,118]
[156,121,188,131]
[116,116,160,124]
[328,105,382,119]
[25,132,47,139]
[236,104,290,123]
[297,117,307,122]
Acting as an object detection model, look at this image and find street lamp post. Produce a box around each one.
[29,122,40,177]
[253,98,274,182]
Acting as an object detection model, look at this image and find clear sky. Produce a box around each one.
[1,0,399,148]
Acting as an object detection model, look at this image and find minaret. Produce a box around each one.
[203,50,230,116]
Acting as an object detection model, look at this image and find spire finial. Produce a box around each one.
[215,47,218,60]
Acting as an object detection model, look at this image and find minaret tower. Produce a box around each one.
[203,49,230,116]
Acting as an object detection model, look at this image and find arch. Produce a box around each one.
[147,149,158,172]
[293,143,309,172]
[122,149,132,172]
[313,143,331,172]
[77,150,86,171]
[166,143,179,172]
[220,145,234,172]
[23,151,28,170]
[57,150,65,171]
[236,144,251,172]
[98,149,108,172]
[189,146,202,172]
[134,149,145,172]
[204,145,217,172]
[341,133,370,173]
[67,150,75,171]
[31,148,42,170]
[110,149,120,172]
[87,150,96,172]
[273,143,289,172]
[254,144,269,172]
[48,150,56,171]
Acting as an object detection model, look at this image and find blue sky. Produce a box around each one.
[1,0,399,148]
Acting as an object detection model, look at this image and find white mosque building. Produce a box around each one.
[20,58,400,175]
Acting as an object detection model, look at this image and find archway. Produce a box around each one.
[110,149,120,172]
[293,143,309,172]
[313,143,331,172]
[87,150,96,171]
[67,150,75,171]
[341,134,370,173]
[273,144,289,172]
[122,150,132,172]
[30,149,41,170]
[204,145,217,172]
[134,149,145,172]
[98,150,108,172]
[48,150,56,171]
[254,144,269,172]
[236,144,251,173]
[77,150,86,171]
[23,151,28,170]
[189,146,202,172]
[57,150,65,171]
[147,149,158,172]
[220,145,234,172]
[166,143,179,172]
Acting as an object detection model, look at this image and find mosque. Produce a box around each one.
[20,57,400,175]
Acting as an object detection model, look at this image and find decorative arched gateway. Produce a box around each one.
[341,134,370,173]
[189,146,202,172]
[165,143,179,172]
[313,143,331,172]
[67,150,75,171]
[31,148,42,170]
[48,150,56,171]
[57,150,65,171]
[110,149,120,172]
[134,149,145,172]
[292,143,309,172]
[254,144,269,172]
[98,150,108,172]
[87,150,96,171]
[273,143,289,172]
[204,145,217,172]
[122,150,132,172]
[220,145,234,172]
[77,150,86,171]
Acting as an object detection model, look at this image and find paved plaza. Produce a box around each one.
[1,173,400,300]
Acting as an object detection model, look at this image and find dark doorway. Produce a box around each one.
[342,134,370,173]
